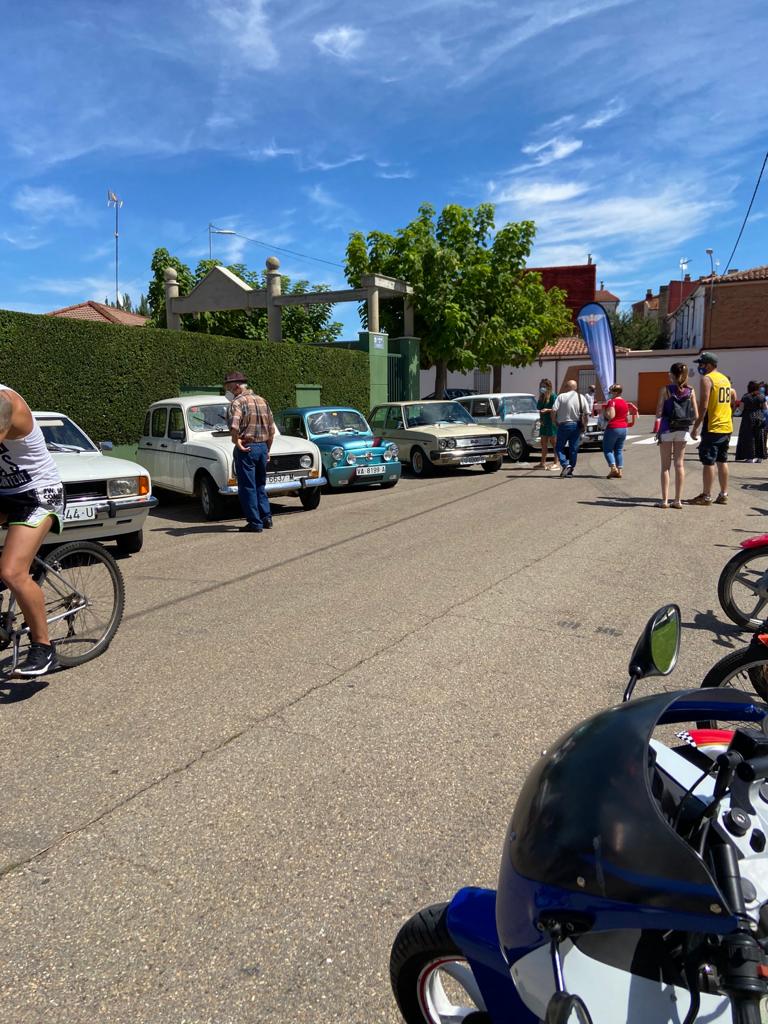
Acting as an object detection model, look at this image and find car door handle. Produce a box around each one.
[144,442,153,447]
[160,443,168,448]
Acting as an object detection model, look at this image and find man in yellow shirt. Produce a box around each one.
[688,351,735,506]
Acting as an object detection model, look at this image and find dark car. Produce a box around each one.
[421,388,477,400]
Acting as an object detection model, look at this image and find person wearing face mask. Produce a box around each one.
[224,371,276,533]
[687,352,735,506]
[535,378,557,469]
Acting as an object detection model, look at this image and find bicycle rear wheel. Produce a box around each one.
[33,540,125,667]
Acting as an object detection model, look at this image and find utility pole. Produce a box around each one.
[107,191,124,307]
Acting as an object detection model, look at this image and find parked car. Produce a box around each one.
[0,412,157,555]
[421,388,477,399]
[275,407,401,490]
[454,393,542,462]
[368,400,507,477]
[137,395,325,520]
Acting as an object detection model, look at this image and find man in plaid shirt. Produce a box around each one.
[225,371,275,533]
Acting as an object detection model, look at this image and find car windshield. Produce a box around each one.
[36,416,97,452]
[307,410,369,435]
[500,395,538,415]
[187,403,230,432]
[404,402,474,427]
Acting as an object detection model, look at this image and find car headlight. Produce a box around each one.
[383,444,399,462]
[498,435,506,445]
[300,454,312,469]
[439,438,456,450]
[108,476,146,498]
[346,453,357,465]
[331,446,344,462]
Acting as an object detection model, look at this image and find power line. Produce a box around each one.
[210,227,345,270]
[722,149,768,275]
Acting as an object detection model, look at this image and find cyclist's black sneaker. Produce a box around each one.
[16,643,57,677]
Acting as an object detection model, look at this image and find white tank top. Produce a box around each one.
[0,384,61,494]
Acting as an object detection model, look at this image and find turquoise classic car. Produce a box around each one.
[275,407,401,489]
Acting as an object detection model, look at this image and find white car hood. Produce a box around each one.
[52,451,149,481]
[181,431,320,459]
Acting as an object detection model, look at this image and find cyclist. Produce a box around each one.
[0,384,65,676]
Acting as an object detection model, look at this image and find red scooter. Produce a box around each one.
[719,532,768,630]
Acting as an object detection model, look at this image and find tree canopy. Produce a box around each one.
[147,248,343,345]
[608,310,668,350]
[345,203,572,394]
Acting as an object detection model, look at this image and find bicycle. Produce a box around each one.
[0,539,125,675]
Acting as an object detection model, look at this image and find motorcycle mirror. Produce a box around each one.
[623,604,681,702]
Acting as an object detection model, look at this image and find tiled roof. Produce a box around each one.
[47,301,149,326]
[539,336,587,357]
[702,265,768,283]
[596,288,620,302]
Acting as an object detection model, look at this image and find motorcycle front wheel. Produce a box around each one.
[390,902,489,1024]
[697,642,768,729]
[718,547,768,631]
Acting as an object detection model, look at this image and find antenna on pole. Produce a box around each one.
[679,257,691,283]
[107,190,124,307]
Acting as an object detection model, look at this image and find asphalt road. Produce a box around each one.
[1,418,766,1024]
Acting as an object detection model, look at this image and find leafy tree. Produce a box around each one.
[345,203,571,396]
[608,310,667,351]
[146,249,342,343]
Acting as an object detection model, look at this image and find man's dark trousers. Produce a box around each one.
[234,442,271,528]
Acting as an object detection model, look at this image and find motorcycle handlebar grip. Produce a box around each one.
[736,756,768,782]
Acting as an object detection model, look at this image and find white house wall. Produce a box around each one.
[420,346,766,404]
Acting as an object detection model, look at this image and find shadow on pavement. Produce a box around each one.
[0,675,50,704]
[682,608,745,650]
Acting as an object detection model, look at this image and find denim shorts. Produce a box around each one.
[698,432,731,465]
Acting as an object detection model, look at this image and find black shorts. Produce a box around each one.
[0,486,65,532]
[698,432,731,466]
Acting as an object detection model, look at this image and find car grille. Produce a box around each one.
[456,436,495,448]
[269,453,306,472]
[64,480,108,500]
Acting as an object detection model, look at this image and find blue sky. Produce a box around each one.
[1,0,767,336]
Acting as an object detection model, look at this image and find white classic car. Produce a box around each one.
[137,395,326,519]
[454,393,542,462]
[0,412,157,555]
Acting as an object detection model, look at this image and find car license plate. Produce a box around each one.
[356,465,385,476]
[460,455,486,465]
[64,505,96,522]
[268,473,297,485]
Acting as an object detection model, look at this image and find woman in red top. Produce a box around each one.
[602,383,637,479]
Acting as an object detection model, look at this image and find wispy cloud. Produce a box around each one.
[206,0,278,70]
[521,137,583,166]
[12,185,81,223]
[582,99,625,129]
[313,25,367,60]
[0,230,48,251]
[376,168,415,180]
[250,142,301,161]
[305,154,366,172]
[498,181,590,204]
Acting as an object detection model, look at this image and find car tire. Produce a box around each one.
[299,487,321,511]
[114,529,143,556]
[482,459,502,473]
[199,473,225,521]
[409,447,431,477]
[506,432,528,462]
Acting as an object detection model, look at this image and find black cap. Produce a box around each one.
[694,351,718,366]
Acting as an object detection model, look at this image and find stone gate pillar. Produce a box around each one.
[164,267,181,330]
[266,256,282,341]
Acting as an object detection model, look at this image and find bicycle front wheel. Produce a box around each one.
[34,540,125,667]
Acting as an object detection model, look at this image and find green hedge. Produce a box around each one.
[0,310,370,444]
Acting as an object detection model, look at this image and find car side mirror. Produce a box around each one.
[100,441,113,451]
[623,604,681,702]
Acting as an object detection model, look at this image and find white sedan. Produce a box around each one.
[0,413,157,555]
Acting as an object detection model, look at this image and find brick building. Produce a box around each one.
[526,262,596,323]
[668,265,768,350]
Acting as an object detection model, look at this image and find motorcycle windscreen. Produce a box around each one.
[505,688,765,916]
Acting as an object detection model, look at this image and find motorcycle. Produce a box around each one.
[390,606,768,1023]
[719,534,768,632]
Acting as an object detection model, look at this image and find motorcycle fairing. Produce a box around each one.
[741,533,768,549]
[445,887,538,1024]
[499,689,764,949]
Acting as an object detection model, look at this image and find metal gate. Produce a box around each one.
[388,353,403,400]
[578,368,596,393]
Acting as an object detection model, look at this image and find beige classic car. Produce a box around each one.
[368,400,507,477]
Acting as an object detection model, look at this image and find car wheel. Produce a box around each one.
[409,447,431,477]
[299,487,322,510]
[482,459,502,473]
[114,529,143,556]
[506,432,528,462]
[199,473,225,521]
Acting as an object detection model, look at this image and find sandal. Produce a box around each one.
[655,501,670,509]
[671,500,683,509]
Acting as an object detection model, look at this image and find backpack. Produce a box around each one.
[668,387,694,431]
